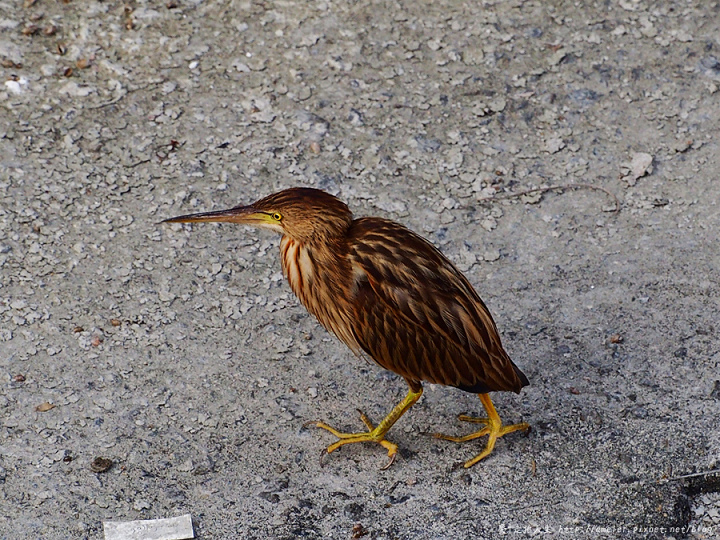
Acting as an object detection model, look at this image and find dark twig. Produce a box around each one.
[662,468,720,482]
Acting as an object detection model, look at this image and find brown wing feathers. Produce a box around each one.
[347,218,528,394]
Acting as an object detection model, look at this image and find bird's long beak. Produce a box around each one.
[161,205,265,225]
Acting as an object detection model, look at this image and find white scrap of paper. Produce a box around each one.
[5,78,28,94]
[103,514,194,540]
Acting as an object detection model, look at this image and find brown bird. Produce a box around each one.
[163,187,529,468]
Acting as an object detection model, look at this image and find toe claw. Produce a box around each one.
[319,448,328,468]
[303,420,319,430]
[380,452,397,471]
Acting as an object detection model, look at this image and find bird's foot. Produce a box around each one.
[304,409,397,470]
[434,414,529,468]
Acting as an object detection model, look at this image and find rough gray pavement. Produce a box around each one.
[1,1,719,539]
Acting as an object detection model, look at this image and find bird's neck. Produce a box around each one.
[280,235,348,292]
[279,235,358,351]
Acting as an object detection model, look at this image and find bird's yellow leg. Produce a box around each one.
[434,393,529,468]
[305,386,423,469]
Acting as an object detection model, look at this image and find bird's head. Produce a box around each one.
[162,187,353,243]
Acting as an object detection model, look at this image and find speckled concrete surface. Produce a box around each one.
[1,1,719,539]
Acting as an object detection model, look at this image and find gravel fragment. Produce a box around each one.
[623,152,654,185]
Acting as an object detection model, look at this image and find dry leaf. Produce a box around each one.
[36,402,56,412]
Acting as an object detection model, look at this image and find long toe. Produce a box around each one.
[457,414,490,425]
[357,409,376,431]
[500,421,530,436]
[433,426,491,443]
[463,435,498,468]
[307,420,361,439]
[462,422,530,468]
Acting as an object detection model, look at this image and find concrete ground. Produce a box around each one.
[1,0,719,538]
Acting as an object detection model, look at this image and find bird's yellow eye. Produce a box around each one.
[271,212,282,221]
